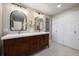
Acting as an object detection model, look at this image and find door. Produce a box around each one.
[71,22,79,50]
[52,23,64,44]
[64,22,79,50]
[52,23,58,42]
[56,24,64,44]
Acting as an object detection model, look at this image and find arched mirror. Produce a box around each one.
[34,17,44,32]
[10,10,27,31]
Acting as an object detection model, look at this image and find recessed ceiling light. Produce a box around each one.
[57,4,62,8]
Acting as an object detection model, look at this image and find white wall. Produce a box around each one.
[52,5,79,50]
[2,4,48,34]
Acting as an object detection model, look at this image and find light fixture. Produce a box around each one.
[57,4,62,8]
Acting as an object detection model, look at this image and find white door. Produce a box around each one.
[56,24,64,44]
[52,23,64,44]
[72,22,79,50]
[64,22,79,50]
[52,24,57,42]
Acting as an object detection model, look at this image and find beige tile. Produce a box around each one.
[33,40,79,56]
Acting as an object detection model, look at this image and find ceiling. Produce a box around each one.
[20,3,79,16]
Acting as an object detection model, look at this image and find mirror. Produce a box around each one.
[34,17,44,32]
[45,18,50,32]
[10,10,27,31]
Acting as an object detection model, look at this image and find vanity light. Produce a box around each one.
[57,4,62,8]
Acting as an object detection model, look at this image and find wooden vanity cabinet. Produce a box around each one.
[3,34,49,56]
[4,37,31,56]
[39,34,49,48]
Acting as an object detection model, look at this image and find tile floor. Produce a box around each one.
[33,40,79,56]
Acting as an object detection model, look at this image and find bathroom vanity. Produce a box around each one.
[1,32,49,56]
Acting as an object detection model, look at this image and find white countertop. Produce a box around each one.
[1,32,49,40]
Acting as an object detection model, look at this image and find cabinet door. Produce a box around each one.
[30,36,40,54]
[4,39,18,56]
[4,37,30,56]
[22,37,31,55]
[39,35,49,48]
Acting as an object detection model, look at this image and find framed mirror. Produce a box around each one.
[45,18,50,32]
[34,17,44,32]
[10,10,27,31]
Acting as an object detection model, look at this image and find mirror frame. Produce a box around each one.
[10,10,27,31]
[34,17,44,32]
